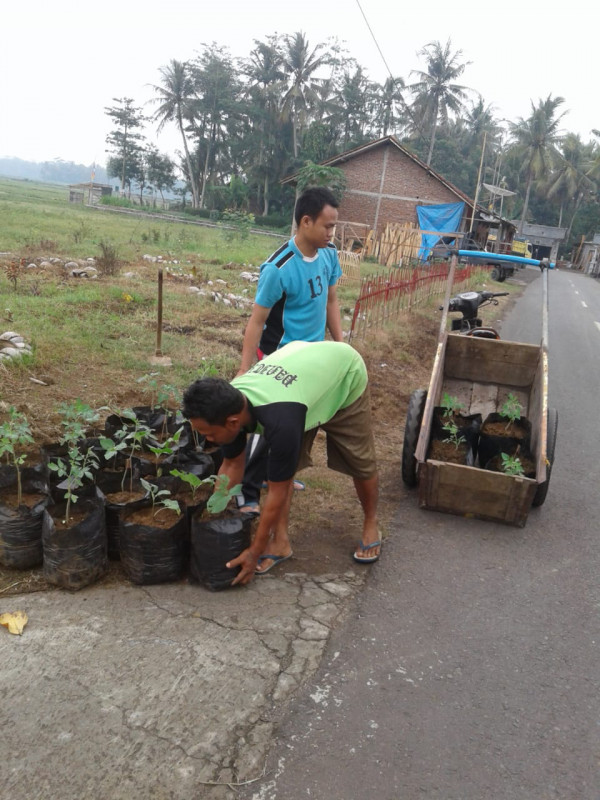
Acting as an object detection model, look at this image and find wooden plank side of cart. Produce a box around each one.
[414,332,548,526]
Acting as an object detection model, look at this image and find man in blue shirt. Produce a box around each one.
[236,187,345,569]
[238,187,344,370]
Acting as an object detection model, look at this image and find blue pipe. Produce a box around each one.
[457,250,555,268]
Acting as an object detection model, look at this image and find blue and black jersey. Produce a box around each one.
[255,238,342,355]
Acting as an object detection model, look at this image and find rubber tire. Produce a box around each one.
[532,407,558,507]
[402,389,427,488]
[490,267,500,281]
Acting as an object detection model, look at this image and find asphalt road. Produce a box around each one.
[242,268,600,800]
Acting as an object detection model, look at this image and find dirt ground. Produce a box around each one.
[0,267,528,596]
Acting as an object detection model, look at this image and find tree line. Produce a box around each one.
[104,34,600,254]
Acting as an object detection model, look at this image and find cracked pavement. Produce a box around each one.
[1,571,364,799]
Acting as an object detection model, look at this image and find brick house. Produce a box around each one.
[284,135,476,234]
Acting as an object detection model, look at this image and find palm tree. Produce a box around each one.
[508,95,566,235]
[281,32,330,158]
[546,134,594,227]
[241,39,287,214]
[150,60,199,208]
[374,76,406,138]
[191,46,241,208]
[334,66,374,148]
[463,97,501,147]
[408,39,471,166]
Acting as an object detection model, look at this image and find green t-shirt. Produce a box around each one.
[231,340,368,431]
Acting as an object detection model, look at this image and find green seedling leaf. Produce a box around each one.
[441,392,465,418]
[442,421,466,450]
[500,393,522,429]
[500,452,525,476]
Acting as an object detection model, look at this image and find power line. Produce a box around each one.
[355,0,396,83]
[354,0,425,138]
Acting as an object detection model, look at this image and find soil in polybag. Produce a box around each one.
[190,511,253,591]
[0,464,50,569]
[119,504,188,585]
[96,470,149,560]
[42,487,107,590]
[484,449,536,479]
[478,413,532,468]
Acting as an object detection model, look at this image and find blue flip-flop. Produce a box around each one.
[255,552,293,574]
[353,540,382,564]
[260,480,305,491]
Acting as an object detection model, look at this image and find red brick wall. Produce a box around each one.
[337,142,467,232]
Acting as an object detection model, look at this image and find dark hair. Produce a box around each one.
[182,377,244,424]
[294,186,339,225]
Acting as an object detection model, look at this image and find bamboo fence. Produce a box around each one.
[338,250,362,285]
[348,263,482,341]
[363,222,423,266]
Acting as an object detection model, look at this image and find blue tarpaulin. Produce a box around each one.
[416,202,465,260]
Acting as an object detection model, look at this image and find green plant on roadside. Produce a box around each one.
[140,478,181,518]
[500,452,525,476]
[205,474,242,515]
[97,240,120,276]
[500,393,522,430]
[72,221,92,244]
[440,392,465,418]
[221,209,255,242]
[442,421,466,450]
[0,407,35,506]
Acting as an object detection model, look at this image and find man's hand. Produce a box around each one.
[228,548,260,586]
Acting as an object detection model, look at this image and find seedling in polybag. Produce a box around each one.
[145,426,184,475]
[169,469,214,503]
[440,392,465,418]
[500,393,522,430]
[0,407,34,506]
[500,452,525,476]
[206,474,242,515]
[50,400,100,523]
[442,421,466,450]
[140,478,181,518]
[100,409,153,492]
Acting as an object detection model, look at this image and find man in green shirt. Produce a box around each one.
[182,341,380,585]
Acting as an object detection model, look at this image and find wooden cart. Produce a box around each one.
[402,256,557,527]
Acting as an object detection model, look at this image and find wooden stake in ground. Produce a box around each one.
[150,267,172,367]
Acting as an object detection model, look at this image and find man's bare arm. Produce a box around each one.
[237,303,271,376]
[326,285,343,342]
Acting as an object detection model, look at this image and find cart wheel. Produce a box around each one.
[532,407,558,507]
[402,389,427,488]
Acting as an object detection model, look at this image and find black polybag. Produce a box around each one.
[189,512,253,591]
[119,505,188,585]
[0,464,50,569]
[42,486,107,590]
[96,469,149,560]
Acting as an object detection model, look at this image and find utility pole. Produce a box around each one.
[470,131,487,235]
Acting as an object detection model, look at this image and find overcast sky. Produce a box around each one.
[1,0,597,167]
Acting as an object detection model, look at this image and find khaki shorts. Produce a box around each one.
[297,388,377,480]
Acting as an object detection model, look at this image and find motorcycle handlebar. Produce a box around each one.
[440,290,509,312]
